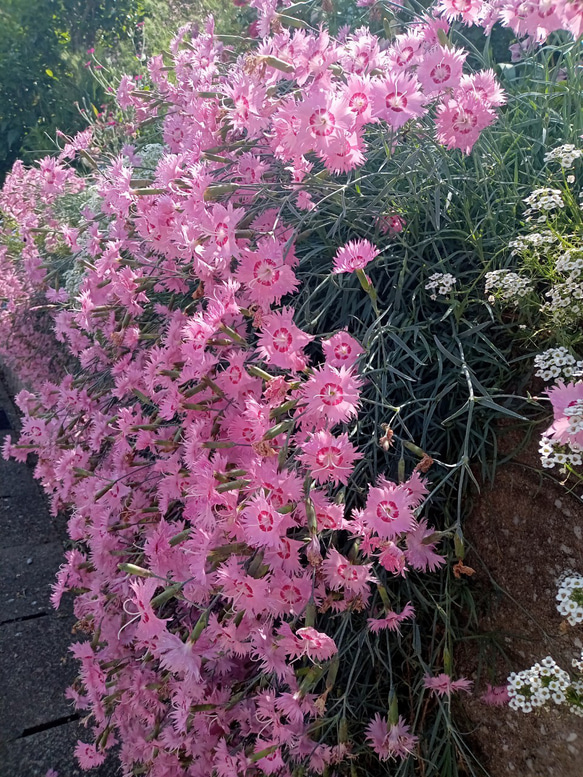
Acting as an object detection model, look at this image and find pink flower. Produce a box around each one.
[236,237,299,305]
[416,46,466,96]
[424,673,473,696]
[481,683,510,706]
[332,239,380,274]
[367,602,415,633]
[458,70,506,106]
[341,74,374,125]
[298,429,362,485]
[74,741,106,769]
[301,364,362,426]
[371,74,426,130]
[322,330,364,368]
[296,627,338,661]
[361,484,415,539]
[322,548,373,596]
[241,494,286,550]
[257,308,313,372]
[437,0,484,25]
[405,519,445,572]
[435,92,497,154]
[365,714,418,760]
[200,202,242,259]
[545,381,583,449]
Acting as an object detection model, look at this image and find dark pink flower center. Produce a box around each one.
[254,259,280,285]
[272,327,293,352]
[349,92,369,114]
[309,108,336,137]
[215,222,229,247]
[386,92,408,112]
[430,63,452,84]
[315,445,342,468]
[376,500,399,522]
[257,510,275,532]
[321,382,344,406]
[452,109,478,134]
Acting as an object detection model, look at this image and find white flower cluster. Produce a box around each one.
[543,279,583,324]
[425,272,457,300]
[539,436,583,469]
[508,656,570,712]
[524,188,565,221]
[555,249,583,279]
[564,399,583,435]
[544,144,583,169]
[485,270,533,303]
[557,572,583,625]
[573,650,583,673]
[534,347,583,382]
[509,231,557,255]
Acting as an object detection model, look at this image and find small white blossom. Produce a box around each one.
[534,347,583,382]
[544,144,583,169]
[485,270,533,303]
[425,272,457,300]
[524,187,565,217]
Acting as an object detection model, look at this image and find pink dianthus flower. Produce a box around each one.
[365,714,418,760]
[298,429,362,485]
[332,239,380,274]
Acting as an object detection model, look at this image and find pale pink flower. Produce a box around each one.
[416,46,466,96]
[236,237,299,305]
[322,330,364,368]
[257,308,313,372]
[365,714,418,760]
[405,519,445,572]
[298,429,362,485]
[301,364,362,426]
[74,741,106,769]
[435,92,497,153]
[322,547,374,596]
[437,0,484,25]
[332,238,380,274]
[361,484,415,539]
[241,494,286,549]
[458,70,506,106]
[368,602,415,633]
[371,74,426,130]
[424,673,473,696]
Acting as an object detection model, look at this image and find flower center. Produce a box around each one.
[321,382,344,406]
[215,222,229,247]
[386,92,408,112]
[309,108,336,137]
[272,327,293,352]
[257,510,275,532]
[430,63,452,84]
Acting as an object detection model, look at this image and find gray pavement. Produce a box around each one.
[0,371,118,777]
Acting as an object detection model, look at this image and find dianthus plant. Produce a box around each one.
[2,3,582,775]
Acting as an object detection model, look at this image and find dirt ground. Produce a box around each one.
[458,426,583,776]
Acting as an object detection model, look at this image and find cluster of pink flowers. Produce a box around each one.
[0,11,501,776]
[435,0,583,45]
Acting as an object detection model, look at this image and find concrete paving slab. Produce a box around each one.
[0,719,120,777]
[0,494,60,548]
[0,614,77,742]
[0,542,65,623]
